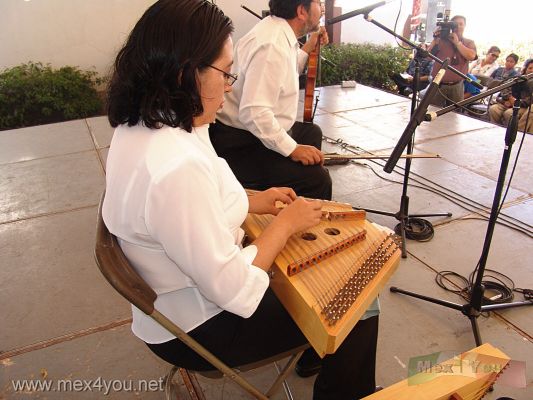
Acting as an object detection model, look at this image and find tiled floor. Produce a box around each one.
[1,85,531,399]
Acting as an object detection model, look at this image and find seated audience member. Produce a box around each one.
[489,58,533,133]
[392,45,434,96]
[490,53,520,81]
[487,53,521,104]
[463,73,482,99]
[469,45,500,85]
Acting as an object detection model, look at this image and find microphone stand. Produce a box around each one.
[331,11,468,258]
[388,74,533,346]
[390,57,444,257]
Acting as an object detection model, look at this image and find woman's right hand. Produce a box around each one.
[276,197,322,235]
[250,197,322,271]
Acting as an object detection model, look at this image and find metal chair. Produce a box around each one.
[464,89,495,120]
[464,79,502,120]
[94,194,308,400]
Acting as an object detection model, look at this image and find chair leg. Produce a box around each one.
[164,366,179,400]
[265,349,306,399]
[179,368,206,400]
[164,352,304,400]
[164,366,206,400]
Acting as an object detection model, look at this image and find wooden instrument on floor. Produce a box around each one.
[363,343,511,400]
[243,200,401,356]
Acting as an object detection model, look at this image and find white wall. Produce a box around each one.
[0,0,269,78]
[337,2,412,45]
[216,0,268,44]
[0,0,415,79]
[0,0,157,77]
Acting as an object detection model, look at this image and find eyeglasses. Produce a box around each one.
[205,64,238,86]
[489,53,499,58]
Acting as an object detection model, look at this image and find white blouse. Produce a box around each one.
[103,123,270,343]
[217,16,309,157]
[469,58,499,77]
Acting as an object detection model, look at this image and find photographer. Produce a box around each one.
[427,15,477,106]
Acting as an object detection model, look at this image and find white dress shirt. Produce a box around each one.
[103,123,270,343]
[217,16,309,157]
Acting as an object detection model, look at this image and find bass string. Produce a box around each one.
[320,237,383,309]
[328,236,394,317]
[295,250,354,310]
[297,232,385,311]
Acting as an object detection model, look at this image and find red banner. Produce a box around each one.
[411,0,421,29]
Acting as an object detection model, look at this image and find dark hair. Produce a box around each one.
[451,15,466,24]
[107,0,233,131]
[507,53,519,63]
[487,45,500,54]
[522,58,533,74]
[269,0,312,19]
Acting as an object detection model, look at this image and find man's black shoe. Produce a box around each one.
[295,348,322,377]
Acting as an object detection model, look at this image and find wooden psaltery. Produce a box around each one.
[363,343,511,400]
[243,200,401,356]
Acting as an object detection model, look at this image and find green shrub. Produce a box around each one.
[319,43,410,90]
[0,62,103,130]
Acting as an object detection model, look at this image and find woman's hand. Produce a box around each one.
[250,197,322,270]
[275,197,323,235]
[248,187,297,215]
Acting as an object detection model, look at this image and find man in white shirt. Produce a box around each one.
[210,0,332,200]
[211,1,379,394]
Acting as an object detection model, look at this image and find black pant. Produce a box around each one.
[147,289,378,400]
[209,120,332,200]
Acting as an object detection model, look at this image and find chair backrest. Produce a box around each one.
[486,78,503,90]
[93,193,307,400]
[94,193,157,316]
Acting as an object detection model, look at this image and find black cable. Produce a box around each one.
[497,92,532,215]
[363,163,533,237]
[395,218,434,241]
[515,288,533,301]
[322,135,533,237]
[436,268,532,305]
[469,268,515,305]
[394,0,411,51]
[323,142,533,238]
[435,270,470,294]
[454,217,532,238]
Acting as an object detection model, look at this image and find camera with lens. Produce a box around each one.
[435,11,457,40]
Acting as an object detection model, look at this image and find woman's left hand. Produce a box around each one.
[248,187,297,215]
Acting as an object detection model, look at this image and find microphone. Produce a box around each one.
[383,58,450,174]
[327,1,390,25]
